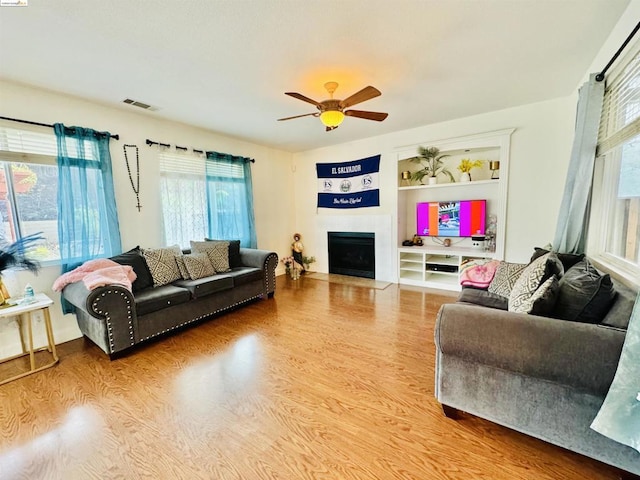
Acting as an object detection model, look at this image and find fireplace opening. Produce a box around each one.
[327,232,375,279]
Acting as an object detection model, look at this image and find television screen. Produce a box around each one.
[416,200,486,237]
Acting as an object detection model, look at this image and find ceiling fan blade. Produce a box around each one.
[339,86,381,109]
[344,110,388,121]
[277,112,319,121]
[285,92,322,107]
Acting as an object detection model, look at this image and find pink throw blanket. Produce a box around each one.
[459,260,500,289]
[52,258,137,292]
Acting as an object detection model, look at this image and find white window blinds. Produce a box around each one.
[598,47,640,154]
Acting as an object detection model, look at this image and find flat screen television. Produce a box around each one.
[416,200,486,237]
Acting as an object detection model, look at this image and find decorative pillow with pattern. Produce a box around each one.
[183,252,216,280]
[174,253,190,280]
[142,246,182,287]
[487,262,528,297]
[191,240,230,273]
[508,252,563,313]
[206,238,242,268]
[510,275,560,315]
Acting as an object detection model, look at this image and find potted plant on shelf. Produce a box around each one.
[457,158,484,182]
[409,146,455,185]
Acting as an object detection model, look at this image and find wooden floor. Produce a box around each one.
[0,275,622,479]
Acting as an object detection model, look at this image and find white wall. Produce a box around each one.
[578,0,640,88]
[292,96,575,280]
[0,80,294,354]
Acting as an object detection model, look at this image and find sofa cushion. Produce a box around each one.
[173,274,233,298]
[458,287,508,310]
[206,238,242,268]
[553,258,618,324]
[226,266,263,287]
[510,274,560,315]
[110,246,154,292]
[530,247,585,272]
[183,252,216,280]
[488,261,527,297]
[601,280,636,330]
[142,246,183,287]
[191,240,231,273]
[508,253,563,313]
[134,284,192,317]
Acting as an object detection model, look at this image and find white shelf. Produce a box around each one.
[400,264,423,273]
[425,254,459,266]
[424,273,460,287]
[398,179,499,191]
[399,245,497,258]
[400,270,424,282]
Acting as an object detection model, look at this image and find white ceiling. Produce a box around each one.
[0,0,630,153]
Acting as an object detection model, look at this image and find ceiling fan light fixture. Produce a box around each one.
[320,110,345,128]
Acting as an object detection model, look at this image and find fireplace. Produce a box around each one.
[327,232,375,279]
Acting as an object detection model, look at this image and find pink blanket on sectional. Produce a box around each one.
[52,258,137,292]
[459,260,500,289]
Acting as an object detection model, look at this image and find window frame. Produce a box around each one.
[0,125,61,266]
[588,41,640,287]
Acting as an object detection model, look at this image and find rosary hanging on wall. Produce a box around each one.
[123,144,142,212]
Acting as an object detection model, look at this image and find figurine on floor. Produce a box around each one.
[291,233,305,274]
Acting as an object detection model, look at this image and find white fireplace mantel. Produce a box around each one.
[316,214,394,282]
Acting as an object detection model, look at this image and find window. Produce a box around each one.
[0,126,60,262]
[205,157,255,247]
[590,45,640,283]
[159,150,256,249]
[159,151,207,248]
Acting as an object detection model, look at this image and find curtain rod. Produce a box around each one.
[145,138,255,163]
[0,115,120,140]
[596,21,640,82]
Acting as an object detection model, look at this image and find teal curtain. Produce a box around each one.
[205,151,257,248]
[552,74,605,254]
[54,124,122,312]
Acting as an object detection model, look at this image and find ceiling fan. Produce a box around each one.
[278,82,388,131]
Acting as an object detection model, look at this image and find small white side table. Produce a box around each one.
[0,293,58,386]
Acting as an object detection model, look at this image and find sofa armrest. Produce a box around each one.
[239,248,278,296]
[435,303,627,396]
[62,282,137,354]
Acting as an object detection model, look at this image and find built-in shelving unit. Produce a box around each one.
[398,246,496,291]
[395,129,514,290]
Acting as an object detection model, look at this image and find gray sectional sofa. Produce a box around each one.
[62,247,278,357]
[435,276,639,477]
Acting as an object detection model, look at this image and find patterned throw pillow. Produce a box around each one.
[142,247,182,287]
[206,238,242,268]
[487,262,528,297]
[182,253,216,280]
[508,253,563,313]
[191,240,230,273]
[510,275,560,315]
[174,254,190,280]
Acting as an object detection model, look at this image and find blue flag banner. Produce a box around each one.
[316,155,380,209]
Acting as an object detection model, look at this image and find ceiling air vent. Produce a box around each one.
[122,98,157,111]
